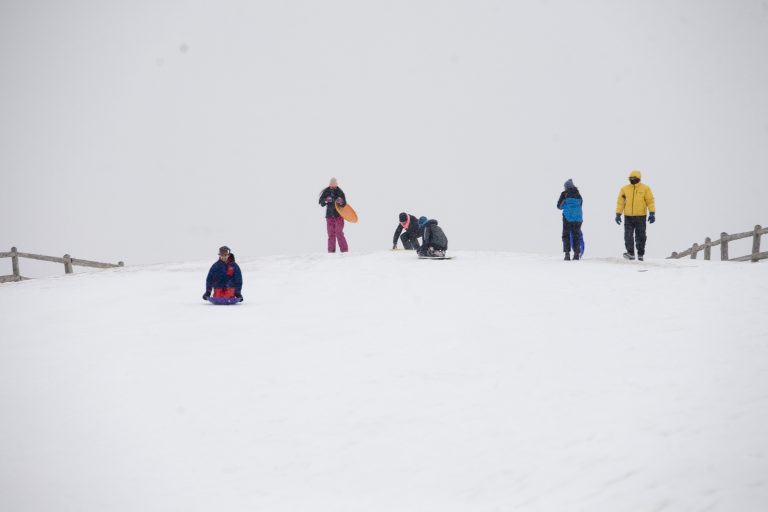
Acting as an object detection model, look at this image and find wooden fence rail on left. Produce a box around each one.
[0,247,124,283]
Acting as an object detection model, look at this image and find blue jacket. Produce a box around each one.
[206,256,243,293]
[557,188,583,222]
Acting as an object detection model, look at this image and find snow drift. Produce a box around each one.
[1,252,767,511]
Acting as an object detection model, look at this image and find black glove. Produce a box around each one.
[202,291,211,301]
[615,214,622,225]
[235,292,243,302]
[648,212,655,224]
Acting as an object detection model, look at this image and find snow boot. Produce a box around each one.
[638,255,644,261]
[564,252,571,261]
[573,251,580,261]
[623,252,635,260]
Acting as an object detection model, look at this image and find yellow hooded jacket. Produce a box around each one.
[616,170,656,216]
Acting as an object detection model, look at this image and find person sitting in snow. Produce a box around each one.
[417,216,448,257]
[392,212,424,250]
[557,178,584,260]
[318,177,349,253]
[203,246,243,303]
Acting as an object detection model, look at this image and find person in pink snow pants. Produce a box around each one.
[318,177,348,253]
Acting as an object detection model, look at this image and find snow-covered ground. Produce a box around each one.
[1,252,767,511]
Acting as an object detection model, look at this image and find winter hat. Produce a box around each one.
[329,177,338,186]
[418,216,428,227]
[628,170,642,180]
[399,212,408,222]
[564,179,575,190]
[218,246,231,256]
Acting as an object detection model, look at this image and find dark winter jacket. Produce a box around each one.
[393,214,424,245]
[557,188,583,223]
[318,187,346,218]
[423,219,448,250]
[206,254,243,294]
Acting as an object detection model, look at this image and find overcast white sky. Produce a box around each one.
[1,0,767,275]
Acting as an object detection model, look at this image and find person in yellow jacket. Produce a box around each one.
[615,170,655,261]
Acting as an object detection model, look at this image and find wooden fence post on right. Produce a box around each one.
[63,254,73,274]
[11,247,20,279]
[691,243,699,259]
[753,225,763,263]
[704,237,711,260]
[720,232,729,261]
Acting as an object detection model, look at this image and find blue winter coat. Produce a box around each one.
[557,188,583,222]
[206,256,243,293]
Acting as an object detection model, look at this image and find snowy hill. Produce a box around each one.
[1,252,767,511]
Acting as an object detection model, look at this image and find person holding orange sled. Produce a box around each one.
[203,246,243,304]
[318,177,349,253]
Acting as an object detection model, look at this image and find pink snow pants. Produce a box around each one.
[326,216,348,253]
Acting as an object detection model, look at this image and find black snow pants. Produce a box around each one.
[401,231,421,250]
[624,215,647,256]
[562,218,583,254]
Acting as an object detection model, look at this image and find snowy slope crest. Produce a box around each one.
[1,252,767,511]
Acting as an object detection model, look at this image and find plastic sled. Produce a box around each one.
[335,203,358,223]
[208,297,242,305]
[569,229,585,256]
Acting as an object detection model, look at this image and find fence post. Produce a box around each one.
[690,243,699,259]
[63,254,73,274]
[752,225,762,263]
[11,247,20,279]
[720,232,729,261]
[704,237,711,260]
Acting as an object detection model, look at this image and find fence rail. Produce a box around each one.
[668,225,767,262]
[0,247,124,282]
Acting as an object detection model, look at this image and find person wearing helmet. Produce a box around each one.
[615,170,656,261]
[417,216,448,257]
[203,246,243,304]
[318,177,349,253]
[392,212,424,250]
[557,178,583,261]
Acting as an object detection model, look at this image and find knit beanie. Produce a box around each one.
[399,212,408,222]
[564,179,575,190]
[418,216,428,227]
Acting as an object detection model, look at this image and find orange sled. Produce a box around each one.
[335,203,358,223]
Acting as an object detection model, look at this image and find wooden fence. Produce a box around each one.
[668,225,768,262]
[0,247,124,283]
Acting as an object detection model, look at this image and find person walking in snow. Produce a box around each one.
[557,179,584,260]
[615,170,656,261]
[417,216,448,257]
[319,177,349,253]
[203,246,243,303]
[392,212,424,250]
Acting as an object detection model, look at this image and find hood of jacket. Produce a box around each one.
[629,170,642,180]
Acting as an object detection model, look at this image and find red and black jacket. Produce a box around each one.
[205,254,243,294]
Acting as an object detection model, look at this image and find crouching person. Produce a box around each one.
[203,246,243,304]
[393,212,423,250]
[417,216,448,257]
